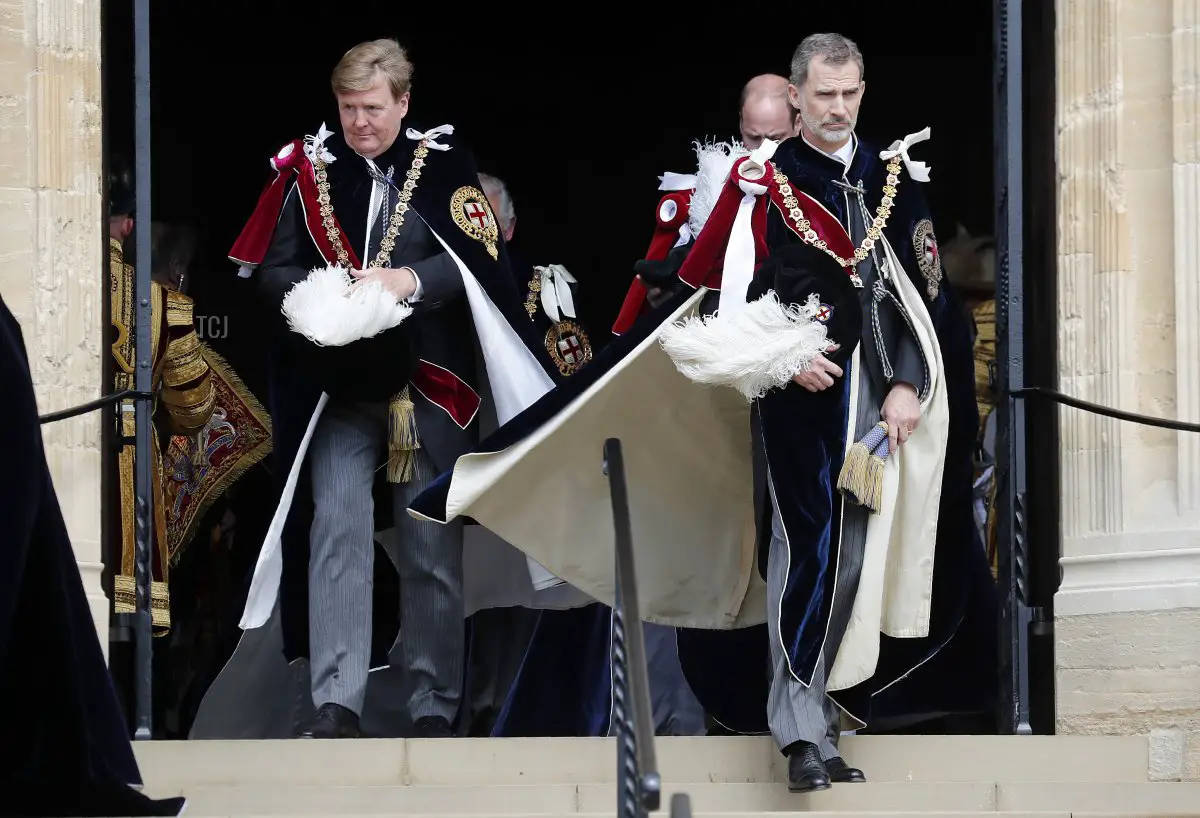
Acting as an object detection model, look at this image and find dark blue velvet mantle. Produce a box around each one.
[244,123,560,665]
[0,296,187,815]
[413,136,997,737]
[676,137,997,732]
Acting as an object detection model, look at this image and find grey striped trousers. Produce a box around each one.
[307,399,464,723]
[766,363,877,758]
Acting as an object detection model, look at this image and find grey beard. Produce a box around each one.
[801,109,855,145]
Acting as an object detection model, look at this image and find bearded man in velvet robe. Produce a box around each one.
[660,33,996,791]
[407,35,995,788]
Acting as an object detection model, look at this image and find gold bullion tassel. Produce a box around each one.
[837,421,889,514]
[387,386,421,484]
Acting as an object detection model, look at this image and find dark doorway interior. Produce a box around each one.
[104,0,994,365]
[101,0,1021,738]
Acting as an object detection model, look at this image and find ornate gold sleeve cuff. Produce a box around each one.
[161,378,216,434]
[162,333,209,388]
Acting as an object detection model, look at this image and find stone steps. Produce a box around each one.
[135,735,1150,786]
[142,781,1200,816]
[108,810,1200,815]
[129,735,1200,817]
[161,782,994,814]
[117,814,1200,818]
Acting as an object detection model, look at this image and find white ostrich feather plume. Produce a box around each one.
[658,291,830,402]
[687,139,750,240]
[281,264,413,347]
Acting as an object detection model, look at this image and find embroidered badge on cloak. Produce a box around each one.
[546,319,592,377]
[912,218,943,300]
[451,185,500,259]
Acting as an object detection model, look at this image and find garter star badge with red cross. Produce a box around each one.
[816,303,834,323]
[545,319,592,377]
[912,218,943,301]
[450,185,500,260]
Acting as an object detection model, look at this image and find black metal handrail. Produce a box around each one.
[603,438,689,818]
[38,389,153,425]
[1011,386,1200,433]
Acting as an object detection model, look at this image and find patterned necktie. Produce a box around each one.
[366,163,395,263]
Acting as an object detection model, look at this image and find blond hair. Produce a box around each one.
[331,39,413,99]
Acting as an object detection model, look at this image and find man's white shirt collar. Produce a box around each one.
[802,132,857,168]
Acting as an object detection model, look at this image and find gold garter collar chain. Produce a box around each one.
[313,140,431,269]
[772,154,903,283]
[523,275,541,318]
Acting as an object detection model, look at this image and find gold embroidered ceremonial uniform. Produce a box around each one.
[971,299,997,436]
[971,297,999,577]
[110,237,215,632]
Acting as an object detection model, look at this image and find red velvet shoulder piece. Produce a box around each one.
[675,155,770,290]
[227,139,361,271]
[646,190,692,261]
[768,185,857,267]
[610,189,696,336]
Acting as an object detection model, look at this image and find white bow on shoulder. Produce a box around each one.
[659,171,698,192]
[407,124,455,151]
[879,126,933,182]
[534,264,577,324]
[304,122,337,164]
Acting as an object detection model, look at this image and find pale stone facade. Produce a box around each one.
[1054,0,1200,782]
[0,0,108,656]
[2,0,1199,773]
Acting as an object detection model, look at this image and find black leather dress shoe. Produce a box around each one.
[298,702,361,739]
[824,756,866,783]
[413,715,455,738]
[786,741,832,793]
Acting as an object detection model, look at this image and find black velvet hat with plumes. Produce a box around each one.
[746,239,863,368]
[293,322,420,403]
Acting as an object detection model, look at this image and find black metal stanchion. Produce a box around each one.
[604,439,676,818]
[131,0,154,742]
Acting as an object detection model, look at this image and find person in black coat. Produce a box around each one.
[0,294,184,817]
